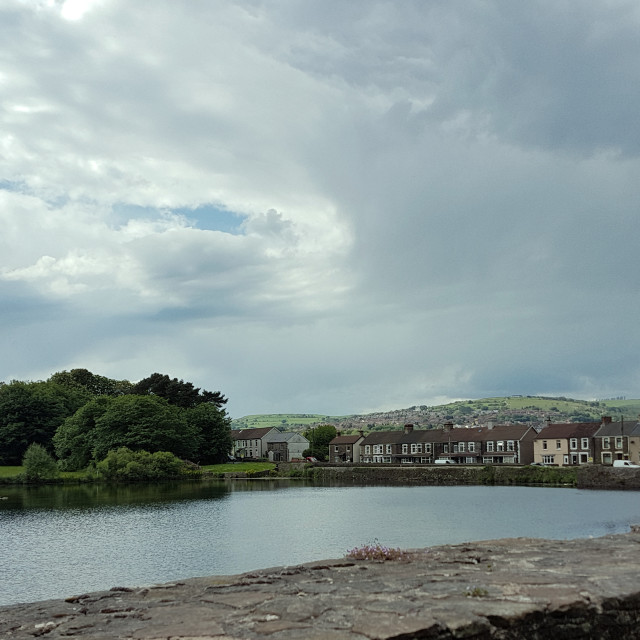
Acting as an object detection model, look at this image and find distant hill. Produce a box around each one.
[231,396,640,433]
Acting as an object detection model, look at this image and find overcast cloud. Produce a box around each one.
[2,0,639,417]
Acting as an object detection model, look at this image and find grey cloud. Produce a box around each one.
[1,0,639,415]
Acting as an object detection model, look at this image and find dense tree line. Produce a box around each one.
[0,369,232,468]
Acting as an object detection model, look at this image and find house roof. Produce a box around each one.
[478,424,535,441]
[594,421,640,437]
[232,427,278,440]
[330,435,363,445]
[535,422,600,440]
[267,432,309,443]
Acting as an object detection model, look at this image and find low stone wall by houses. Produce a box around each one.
[309,464,579,486]
[309,463,640,489]
[3,528,640,638]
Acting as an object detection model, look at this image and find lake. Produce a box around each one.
[2,480,640,606]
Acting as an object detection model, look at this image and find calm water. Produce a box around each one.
[2,480,640,606]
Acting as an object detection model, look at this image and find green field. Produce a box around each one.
[202,461,275,474]
[231,413,343,430]
[0,467,22,478]
[231,396,640,429]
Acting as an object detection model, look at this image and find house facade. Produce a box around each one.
[267,432,310,462]
[329,434,365,463]
[357,423,537,465]
[532,422,600,466]
[232,427,280,459]
[593,417,640,464]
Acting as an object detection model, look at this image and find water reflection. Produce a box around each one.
[0,480,231,512]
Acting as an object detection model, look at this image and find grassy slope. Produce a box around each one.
[232,396,640,428]
[231,413,344,430]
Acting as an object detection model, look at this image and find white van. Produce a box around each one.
[434,458,455,465]
[613,460,640,468]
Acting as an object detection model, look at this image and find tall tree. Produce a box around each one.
[186,403,233,464]
[49,369,133,397]
[53,396,113,470]
[0,380,90,465]
[133,373,227,408]
[90,395,197,461]
[302,424,338,461]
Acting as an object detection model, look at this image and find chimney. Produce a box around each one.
[358,430,364,438]
[443,421,453,431]
[404,423,414,434]
[602,416,612,425]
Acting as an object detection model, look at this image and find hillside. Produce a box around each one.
[231,396,640,433]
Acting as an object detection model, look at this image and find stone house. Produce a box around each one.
[266,432,310,462]
[358,423,539,465]
[593,417,640,464]
[533,422,600,466]
[232,427,280,459]
[478,424,537,465]
[329,434,365,463]
[628,423,640,464]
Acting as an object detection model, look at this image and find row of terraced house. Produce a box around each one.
[328,417,640,466]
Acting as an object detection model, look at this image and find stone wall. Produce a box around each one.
[3,529,640,638]
[309,464,579,486]
[309,463,640,489]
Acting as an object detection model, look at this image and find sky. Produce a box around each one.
[2,0,640,418]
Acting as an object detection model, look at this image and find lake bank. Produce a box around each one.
[3,527,640,638]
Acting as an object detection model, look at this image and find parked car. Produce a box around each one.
[305,456,318,463]
[613,460,640,468]
[434,458,455,465]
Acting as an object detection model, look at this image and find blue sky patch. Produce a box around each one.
[174,204,246,235]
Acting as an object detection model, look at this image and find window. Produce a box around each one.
[570,438,577,449]
[556,440,561,450]
[507,441,515,451]
[383,456,391,463]
[581,438,589,450]
[416,443,422,453]
[334,446,339,452]
[468,442,475,453]
[425,443,432,453]
[465,457,475,464]
[497,441,504,452]
[486,441,494,452]
[603,437,610,449]
[411,444,418,454]
[542,455,555,464]
[420,457,429,464]
[401,458,413,464]
[365,445,371,454]
[458,442,465,452]
[542,440,548,450]
[386,444,392,454]
[402,444,408,454]
[615,437,623,449]
[374,445,383,455]
[443,444,449,453]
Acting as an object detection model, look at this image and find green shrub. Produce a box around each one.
[21,443,60,482]
[95,447,202,481]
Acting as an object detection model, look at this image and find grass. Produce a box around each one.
[0,466,22,478]
[0,461,276,483]
[202,461,275,474]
